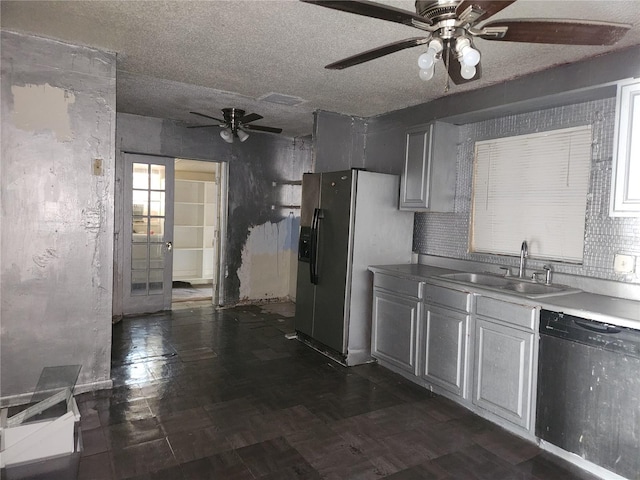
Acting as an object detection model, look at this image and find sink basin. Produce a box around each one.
[440,273,511,287]
[438,272,580,298]
[500,282,567,295]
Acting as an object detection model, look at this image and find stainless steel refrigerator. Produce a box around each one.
[294,169,414,366]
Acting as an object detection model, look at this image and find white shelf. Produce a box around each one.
[173,179,216,282]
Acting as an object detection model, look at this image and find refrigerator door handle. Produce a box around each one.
[310,207,323,285]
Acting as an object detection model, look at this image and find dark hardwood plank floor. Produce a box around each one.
[67,302,600,479]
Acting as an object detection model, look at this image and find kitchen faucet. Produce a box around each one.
[518,241,528,278]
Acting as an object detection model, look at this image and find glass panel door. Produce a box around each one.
[123,154,174,314]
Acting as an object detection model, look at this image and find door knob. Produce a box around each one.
[166,241,173,251]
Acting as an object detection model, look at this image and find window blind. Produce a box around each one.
[471,125,592,263]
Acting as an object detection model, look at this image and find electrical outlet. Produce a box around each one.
[92,158,103,176]
[613,253,635,274]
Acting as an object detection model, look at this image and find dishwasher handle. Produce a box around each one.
[573,318,622,334]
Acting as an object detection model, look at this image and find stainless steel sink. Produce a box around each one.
[438,272,580,298]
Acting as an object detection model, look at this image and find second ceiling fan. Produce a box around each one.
[302,0,631,84]
[189,108,283,143]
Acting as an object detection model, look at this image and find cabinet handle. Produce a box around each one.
[166,241,173,252]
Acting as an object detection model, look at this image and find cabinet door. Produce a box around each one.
[473,318,534,430]
[399,122,457,212]
[419,304,469,398]
[371,289,420,374]
[400,125,432,210]
[611,79,640,216]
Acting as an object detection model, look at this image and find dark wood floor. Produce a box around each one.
[70,302,600,479]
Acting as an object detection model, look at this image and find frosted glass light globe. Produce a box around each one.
[460,64,476,80]
[460,45,480,67]
[418,49,436,70]
[419,65,434,81]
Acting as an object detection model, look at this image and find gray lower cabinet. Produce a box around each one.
[420,304,469,398]
[473,296,537,431]
[419,284,471,399]
[371,274,422,375]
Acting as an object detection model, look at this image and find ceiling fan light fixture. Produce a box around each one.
[417,38,443,80]
[237,129,249,142]
[220,127,234,143]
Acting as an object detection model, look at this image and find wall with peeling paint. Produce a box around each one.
[0,31,116,399]
[115,113,312,309]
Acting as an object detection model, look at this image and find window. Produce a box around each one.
[471,125,592,263]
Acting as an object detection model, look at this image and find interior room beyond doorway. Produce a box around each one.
[172,159,222,304]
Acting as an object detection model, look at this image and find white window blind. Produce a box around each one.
[471,125,592,263]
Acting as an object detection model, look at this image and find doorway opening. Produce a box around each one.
[172,159,226,305]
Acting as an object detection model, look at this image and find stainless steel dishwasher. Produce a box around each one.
[536,309,640,479]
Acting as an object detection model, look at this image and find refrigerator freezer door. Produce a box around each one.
[294,173,321,338]
[300,173,321,227]
[312,170,354,354]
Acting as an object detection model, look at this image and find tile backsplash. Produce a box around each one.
[414,97,640,283]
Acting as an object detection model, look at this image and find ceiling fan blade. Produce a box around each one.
[190,111,225,123]
[187,124,224,129]
[326,36,431,70]
[445,42,481,85]
[244,124,283,134]
[300,0,432,28]
[239,113,263,124]
[456,0,516,23]
[480,19,631,45]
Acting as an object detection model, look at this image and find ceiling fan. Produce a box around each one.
[302,0,631,85]
[188,108,283,143]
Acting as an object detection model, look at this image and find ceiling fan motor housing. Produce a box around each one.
[415,0,459,22]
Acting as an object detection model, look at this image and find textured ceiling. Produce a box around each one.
[2,0,640,137]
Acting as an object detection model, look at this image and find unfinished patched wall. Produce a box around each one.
[1,31,116,399]
[237,217,299,300]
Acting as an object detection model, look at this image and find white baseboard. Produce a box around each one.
[538,440,628,480]
[1,379,113,408]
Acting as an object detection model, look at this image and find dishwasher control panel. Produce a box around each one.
[540,309,640,358]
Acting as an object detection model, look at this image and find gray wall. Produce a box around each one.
[313,110,367,172]
[115,113,312,308]
[1,31,116,399]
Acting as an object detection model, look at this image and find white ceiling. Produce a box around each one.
[2,0,640,137]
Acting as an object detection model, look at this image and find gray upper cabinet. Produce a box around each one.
[611,78,640,216]
[400,121,458,212]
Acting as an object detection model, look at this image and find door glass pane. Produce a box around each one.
[149,191,165,216]
[131,270,147,296]
[149,218,165,241]
[132,217,147,242]
[133,190,148,215]
[149,269,163,294]
[132,245,148,270]
[133,163,149,189]
[150,165,165,190]
[149,244,164,269]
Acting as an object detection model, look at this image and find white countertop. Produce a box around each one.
[540,293,640,330]
[370,264,640,330]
